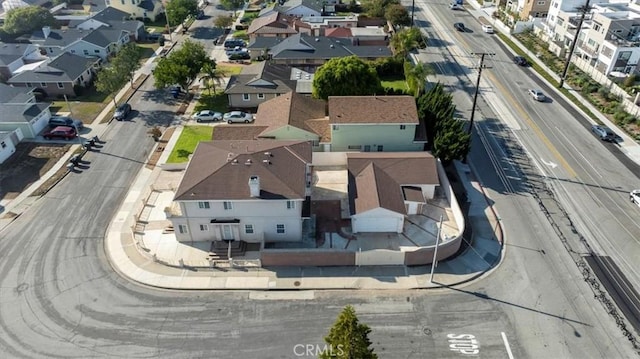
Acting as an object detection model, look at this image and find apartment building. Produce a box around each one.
[542,0,640,75]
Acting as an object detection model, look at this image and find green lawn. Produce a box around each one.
[381,76,408,91]
[232,30,249,40]
[50,88,110,124]
[195,91,229,112]
[218,64,243,76]
[137,43,160,63]
[167,125,214,163]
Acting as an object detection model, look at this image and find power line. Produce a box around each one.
[468,52,494,134]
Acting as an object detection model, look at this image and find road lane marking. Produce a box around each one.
[487,71,578,178]
[501,332,515,359]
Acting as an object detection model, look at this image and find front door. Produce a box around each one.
[222,225,234,240]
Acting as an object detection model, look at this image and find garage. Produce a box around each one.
[352,214,403,233]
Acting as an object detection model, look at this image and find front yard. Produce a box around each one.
[50,87,110,124]
[166,125,214,163]
[381,75,408,91]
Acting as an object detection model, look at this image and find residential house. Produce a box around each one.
[266,33,392,65]
[224,62,296,108]
[8,52,100,97]
[542,0,640,75]
[325,26,389,46]
[0,130,20,164]
[0,42,46,80]
[84,0,163,21]
[327,96,426,152]
[70,6,145,42]
[30,26,130,61]
[300,14,358,36]
[347,152,439,233]
[214,92,328,148]
[259,0,325,18]
[506,0,551,19]
[1,0,50,13]
[0,84,51,139]
[247,12,299,41]
[167,140,313,244]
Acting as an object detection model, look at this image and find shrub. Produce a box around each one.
[371,57,403,77]
[624,73,637,88]
[614,110,636,125]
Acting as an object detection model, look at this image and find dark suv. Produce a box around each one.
[454,23,466,32]
[43,126,77,140]
[49,116,83,129]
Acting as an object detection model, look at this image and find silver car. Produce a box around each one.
[528,89,545,102]
[192,110,222,122]
[224,111,254,123]
[591,124,621,142]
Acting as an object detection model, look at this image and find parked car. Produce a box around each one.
[147,33,162,42]
[224,39,245,49]
[224,111,254,123]
[450,2,463,10]
[630,189,640,208]
[213,35,226,45]
[114,103,131,121]
[591,124,622,142]
[454,22,466,32]
[225,46,248,56]
[514,56,528,66]
[170,86,182,98]
[528,89,545,102]
[228,52,251,60]
[43,126,77,140]
[192,110,223,122]
[49,116,83,129]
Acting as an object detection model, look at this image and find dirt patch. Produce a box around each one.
[0,143,70,202]
[146,127,176,169]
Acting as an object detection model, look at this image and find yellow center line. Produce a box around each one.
[486,71,578,178]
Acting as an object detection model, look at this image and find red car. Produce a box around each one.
[43,126,77,140]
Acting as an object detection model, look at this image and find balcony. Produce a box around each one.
[164,202,183,218]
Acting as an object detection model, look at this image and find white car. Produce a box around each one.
[528,89,546,102]
[225,47,248,56]
[631,190,640,208]
[192,110,222,122]
[450,2,463,10]
[224,111,254,123]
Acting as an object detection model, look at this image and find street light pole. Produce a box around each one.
[468,52,494,134]
[559,0,592,88]
[163,2,173,42]
[429,215,444,284]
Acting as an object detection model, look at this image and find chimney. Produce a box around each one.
[248,176,260,197]
[42,26,51,39]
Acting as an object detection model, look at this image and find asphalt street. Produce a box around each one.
[0,1,638,358]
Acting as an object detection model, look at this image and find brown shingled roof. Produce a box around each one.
[325,27,352,37]
[347,152,439,215]
[247,12,298,35]
[175,140,312,201]
[328,96,419,124]
[305,118,331,143]
[212,125,269,141]
[255,92,327,135]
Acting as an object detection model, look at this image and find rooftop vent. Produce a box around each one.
[263,160,271,165]
[315,38,319,42]
[227,152,235,161]
[264,152,272,157]
[330,44,334,48]
[245,159,252,165]
[231,159,239,165]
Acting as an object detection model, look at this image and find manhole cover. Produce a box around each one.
[294,281,301,287]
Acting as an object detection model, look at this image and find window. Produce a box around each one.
[245,224,254,234]
[276,224,285,234]
[70,50,76,54]
[198,201,210,209]
[121,0,125,4]
[332,125,339,130]
[1,142,6,149]
[199,224,209,231]
[537,1,545,4]
[57,82,64,89]
[287,200,295,209]
[79,75,84,82]
[377,145,383,152]
[400,125,406,130]
[26,82,32,87]
[364,145,371,152]
[223,201,233,210]
[84,50,89,55]
[178,224,188,234]
[347,145,362,150]
[41,82,47,87]
[311,140,319,147]
[242,93,250,101]
[48,48,54,53]
[94,50,100,53]
[593,24,600,32]
[257,93,265,99]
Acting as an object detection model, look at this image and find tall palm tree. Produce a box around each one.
[200,59,224,95]
[406,62,434,97]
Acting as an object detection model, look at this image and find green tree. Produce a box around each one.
[363,0,399,18]
[391,27,423,60]
[220,0,245,11]
[200,59,223,94]
[320,305,377,359]
[404,62,433,97]
[112,43,143,88]
[312,56,382,99]
[417,83,470,162]
[214,15,234,28]
[385,4,410,26]
[95,66,126,107]
[165,0,198,26]
[153,40,208,94]
[3,6,56,36]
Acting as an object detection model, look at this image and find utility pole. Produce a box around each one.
[429,215,444,284]
[468,52,494,134]
[559,0,592,88]
[411,0,415,27]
